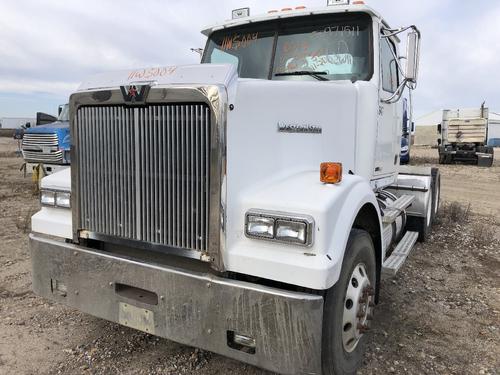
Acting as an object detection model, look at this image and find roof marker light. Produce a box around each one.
[232,7,250,19]
[327,0,350,5]
[268,9,278,13]
[281,7,293,11]
[353,0,365,4]
[295,6,307,9]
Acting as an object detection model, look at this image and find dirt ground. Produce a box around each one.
[0,138,498,375]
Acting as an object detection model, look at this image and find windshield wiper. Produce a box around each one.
[274,71,329,81]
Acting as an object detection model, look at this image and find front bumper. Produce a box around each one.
[30,234,323,374]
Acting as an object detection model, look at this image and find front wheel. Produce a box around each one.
[322,229,376,375]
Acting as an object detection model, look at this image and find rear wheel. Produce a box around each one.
[322,229,376,375]
[407,187,432,242]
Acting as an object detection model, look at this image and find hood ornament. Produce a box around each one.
[120,84,150,104]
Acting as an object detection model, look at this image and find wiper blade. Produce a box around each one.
[274,71,329,81]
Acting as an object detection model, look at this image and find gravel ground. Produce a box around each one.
[0,138,498,375]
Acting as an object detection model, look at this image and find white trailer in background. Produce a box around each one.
[29,2,439,374]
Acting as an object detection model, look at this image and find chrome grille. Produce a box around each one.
[22,133,59,147]
[76,104,211,252]
[22,133,62,163]
[22,150,63,163]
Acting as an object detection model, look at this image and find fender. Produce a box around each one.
[225,171,383,290]
[324,176,382,288]
[31,168,72,239]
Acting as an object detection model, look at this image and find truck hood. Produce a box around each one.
[76,63,360,199]
[28,121,70,131]
[77,64,237,91]
[226,78,358,198]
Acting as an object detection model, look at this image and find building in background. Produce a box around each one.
[0,117,36,129]
[488,112,500,146]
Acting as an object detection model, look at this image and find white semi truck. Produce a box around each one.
[30,2,440,374]
[438,104,495,167]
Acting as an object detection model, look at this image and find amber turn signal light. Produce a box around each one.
[320,162,343,184]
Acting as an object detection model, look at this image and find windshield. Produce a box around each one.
[202,13,372,82]
[58,104,69,121]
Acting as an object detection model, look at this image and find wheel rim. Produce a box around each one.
[342,263,374,353]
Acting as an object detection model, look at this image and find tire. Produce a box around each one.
[430,168,441,223]
[438,153,450,164]
[322,229,376,375]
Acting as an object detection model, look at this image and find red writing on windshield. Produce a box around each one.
[220,33,259,51]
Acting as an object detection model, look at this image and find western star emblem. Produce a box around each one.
[277,122,322,134]
[120,84,150,104]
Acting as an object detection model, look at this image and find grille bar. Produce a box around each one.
[76,104,210,252]
[22,150,63,163]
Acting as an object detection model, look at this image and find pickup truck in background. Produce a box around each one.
[22,104,71,174]
[437,104,494,167]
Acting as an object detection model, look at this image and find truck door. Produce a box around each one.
[375,35,400,177]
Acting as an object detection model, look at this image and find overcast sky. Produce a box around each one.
[0,0,499,118]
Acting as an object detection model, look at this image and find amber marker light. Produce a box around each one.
[320,162,343,184]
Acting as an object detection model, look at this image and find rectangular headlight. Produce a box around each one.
[55,192,71,208]
[246,215,275,238]
[40,190,56,206]
[41,190,71,208]
[276,220,307,244]
[245,210,314,247]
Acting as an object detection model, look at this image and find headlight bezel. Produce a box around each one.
[40,189,71,208]
[245,209,315,247]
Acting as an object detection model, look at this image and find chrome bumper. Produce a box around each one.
[30,234,323,374]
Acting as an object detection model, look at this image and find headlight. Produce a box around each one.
[40,190,56,206]
[55,192,71,208]
[245,210,314,246]
[41,190,71,208]
[276,219,307,244]
[246,215,275,238]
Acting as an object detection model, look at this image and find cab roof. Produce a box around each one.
[201,4,389,37]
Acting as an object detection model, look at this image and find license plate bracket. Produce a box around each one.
[118,302,155,334]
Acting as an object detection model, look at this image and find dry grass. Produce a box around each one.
[436,201,471,225]
[435,201,497,248]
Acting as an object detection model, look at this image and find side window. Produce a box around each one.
[380,37,398,93]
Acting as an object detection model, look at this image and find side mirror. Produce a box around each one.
[437,139,442,145]
[437,124,442,134]
[406,31,420,83]
[58,105,63,116]
[411,121,415,133]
